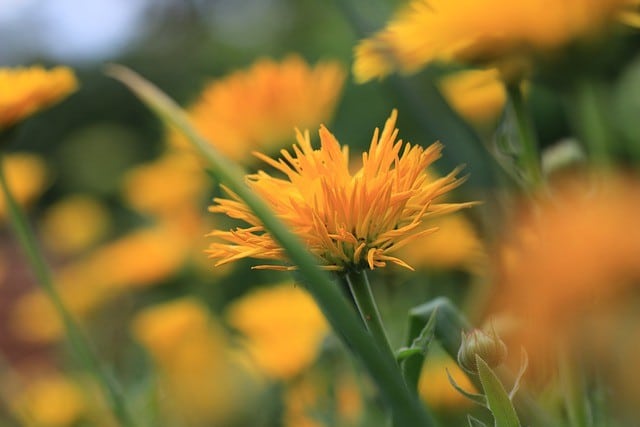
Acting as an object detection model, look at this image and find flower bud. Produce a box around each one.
[457,328,507,373]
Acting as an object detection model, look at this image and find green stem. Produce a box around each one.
[507,83,543,187]
[0,152,137,427]
[344,270,396,365]
[568,79,612,168]
[107,65,438,427]
[558,345,591,427]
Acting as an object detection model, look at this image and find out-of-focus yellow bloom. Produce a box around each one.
[353,0,637,83]
[122,153,209,217]
[172,55,345,162]
[419,355,476,409]
[10,374,85,427]
[396,213,485,273]
[12,225,189,342]
[439,69,507,125]
[283,372,363,427]
[39,195,111,256]
[0,66,77,130]
[490,173,640,362]
[132,298,247,426]
[0,153,48,220]
[226,283,328,380]
[208,110,475,271]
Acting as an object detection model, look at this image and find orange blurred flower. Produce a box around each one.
[489,173,640,362]
[226,283,328,380]
[208,110,474,271]
[353,0,637,83]
[0,66,77,131]
[0,153,48,220]
[172,55,345,162]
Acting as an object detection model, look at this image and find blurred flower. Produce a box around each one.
[353,0,637,83]
[284,373,363,427]
[39,195,111,256]
[122,152,209,218]
[0,66,77,131]
[12,225,190,342]
[438,68,507,125]
[9,373,86,427]
[226,283,328,380]
[418,355,476,409]
[395,213,485,273]
[0,153,48,220]
[132,298,249,426]
[208,110,474,271]
[171,55,345,162]
[490,173,640,362]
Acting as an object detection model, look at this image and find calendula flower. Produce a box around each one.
[39,195,111,256]
[0,66,77,131]
[9,373,86,427]
[353,0,638,83]
[438,68,507,125]
[208,110,474,271]
[132,298,251,426]
[490,173,640,362]
[0,153,48,220]
[172,55,345,162]
[226,283,328,380]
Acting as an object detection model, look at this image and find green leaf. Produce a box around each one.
[445,368,487,407]
[468,415,489,427]
[397,306,438,362]
[476,356,521,427]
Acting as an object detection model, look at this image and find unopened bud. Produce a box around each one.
[457,328,507,373]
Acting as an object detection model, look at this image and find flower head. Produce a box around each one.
[207,110,475,271]
[226,283,328,380]
[0,66,77,131]
[172,55,345,162]
[353,0,637,83]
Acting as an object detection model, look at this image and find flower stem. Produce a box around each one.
[507,83,543,187]
[567,78,612,168]
[0,151,137,427]
[345,270,396,364]
[106,65,439,427]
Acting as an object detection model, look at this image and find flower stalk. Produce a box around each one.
[507,82,542,187]
[344,269,396,365]
[0,150,137,427]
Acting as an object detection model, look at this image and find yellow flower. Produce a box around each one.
[10,374,86,427]
[419,355,476,409]
[353,0,637,83]
[39,195,111,256]
[438,68,507,125]
[0,153,48,220]
[122,152,209,217]
[226,283,328,380]
[132,298,249,426]
[489,173,640,362]
[172,55,345,162]
[208,110,475,271]
[396,213,485,273]
[0,66,77,130]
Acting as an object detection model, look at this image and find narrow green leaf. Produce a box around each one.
[397,306,438,362]
[445,368,487,407]
[476,356,521,427]
[468,415,489,427]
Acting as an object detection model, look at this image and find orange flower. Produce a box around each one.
[207,110,475,271]
[172,55,345,162]
[353,0,637,82]
[0,66,77,130]
[489,173,640,361]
